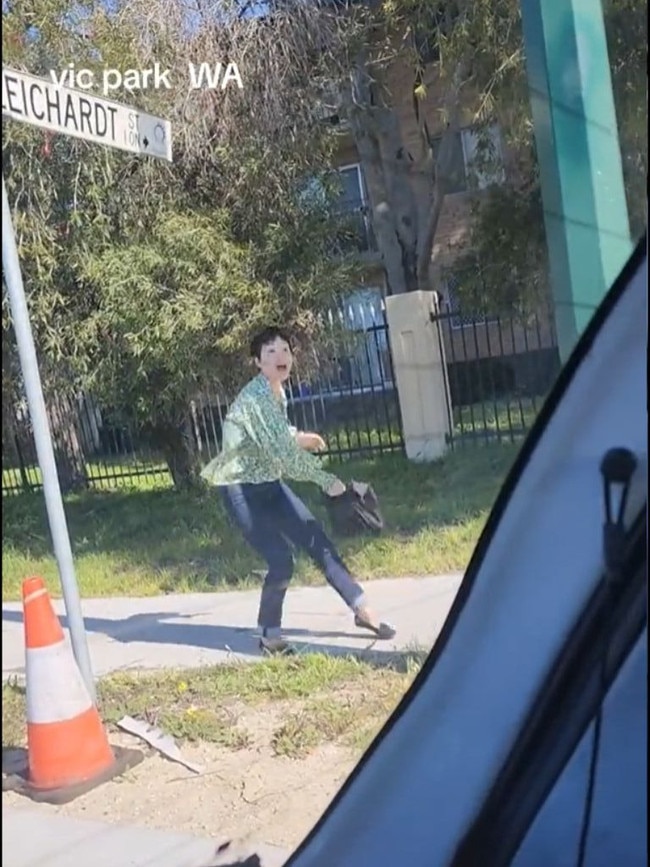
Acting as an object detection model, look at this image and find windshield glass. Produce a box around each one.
[1,0,646,857]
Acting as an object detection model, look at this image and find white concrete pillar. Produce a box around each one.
[386,291,452,461]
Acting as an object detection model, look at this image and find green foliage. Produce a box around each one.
[604,0,648,238]
[76,208,357,426]
[1,0,361,486]
[378,0,645,310]
[3,0,645,484]
[78,212,266,421]
[452,184,549,317]
[457,0,647,309]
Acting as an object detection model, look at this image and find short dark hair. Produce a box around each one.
[250,326,294,359]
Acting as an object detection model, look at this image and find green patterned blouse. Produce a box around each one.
[200,374,338,492]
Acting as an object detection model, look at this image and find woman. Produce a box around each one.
[201,326,396,654]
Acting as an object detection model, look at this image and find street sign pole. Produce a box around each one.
[2,66,173,700]
[2,176,97,701]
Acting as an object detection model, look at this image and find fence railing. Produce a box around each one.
[432,300,561,446]
[2,297,403,495]
[2,297,563,496]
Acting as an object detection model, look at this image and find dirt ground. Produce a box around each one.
[2,703,364,852]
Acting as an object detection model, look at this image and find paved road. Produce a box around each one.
[2,573,463,680]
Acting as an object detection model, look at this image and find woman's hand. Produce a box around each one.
[326,478,346,497]
[296,431,326,452]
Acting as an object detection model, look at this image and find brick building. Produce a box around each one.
[316,49,558,396]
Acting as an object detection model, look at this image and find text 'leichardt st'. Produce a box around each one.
[1,67,172,161]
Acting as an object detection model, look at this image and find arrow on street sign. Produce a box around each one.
[2,66,172,162]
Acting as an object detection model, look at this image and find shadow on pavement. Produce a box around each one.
[2,607,428,671]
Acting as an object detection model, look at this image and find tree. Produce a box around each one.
[100,0,515,298]
[452,0,647,313]
[2,0,361,489]
[322,0,532,296]
[2,0,152,491]
[76,210,358,488]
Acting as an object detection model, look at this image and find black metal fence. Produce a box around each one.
[432,299,562,446]
[2,296,563,496]
[2,297,404,495]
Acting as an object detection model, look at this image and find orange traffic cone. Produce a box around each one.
[4,577,143,804]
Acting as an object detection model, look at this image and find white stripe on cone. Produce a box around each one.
[26,640,93,724]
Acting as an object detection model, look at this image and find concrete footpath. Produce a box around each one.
[2,573,463,680]
[3,805,289,867]
[2,574,462,866]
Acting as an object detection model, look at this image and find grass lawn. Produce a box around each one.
[2,653,420,758]
[1,442,518,602]
[454,398,540,437]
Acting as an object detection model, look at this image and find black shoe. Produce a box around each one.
[259,636,296,655]
[354,614,397,640]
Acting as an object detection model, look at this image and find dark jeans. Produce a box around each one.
[221,481,366,637]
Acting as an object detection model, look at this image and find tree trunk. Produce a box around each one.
[147,418,203,491]
[415,55,472,290]
[346,51,471,296]
[46,392,88,493]
[347,62,422,295]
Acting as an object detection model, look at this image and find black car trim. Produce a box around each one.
[451,505,647,866]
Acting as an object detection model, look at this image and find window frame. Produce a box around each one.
[431,125,506,194]
[335,162,368,211]
[333,162,375,253]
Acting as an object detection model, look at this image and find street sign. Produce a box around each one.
[2,67,173,701]
[2,66,172,162]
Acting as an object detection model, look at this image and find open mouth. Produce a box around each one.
[276,364,289,373]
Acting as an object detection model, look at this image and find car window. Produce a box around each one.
[1,0,646,858]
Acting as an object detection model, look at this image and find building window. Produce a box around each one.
[333,164,376,253]
[432,132,469,194]
[342,287,391,387]
[288,287,391,399]
[320,287,391,393]
[301,164,377,254]
[432,125,505,194]
[336,165,365,211]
